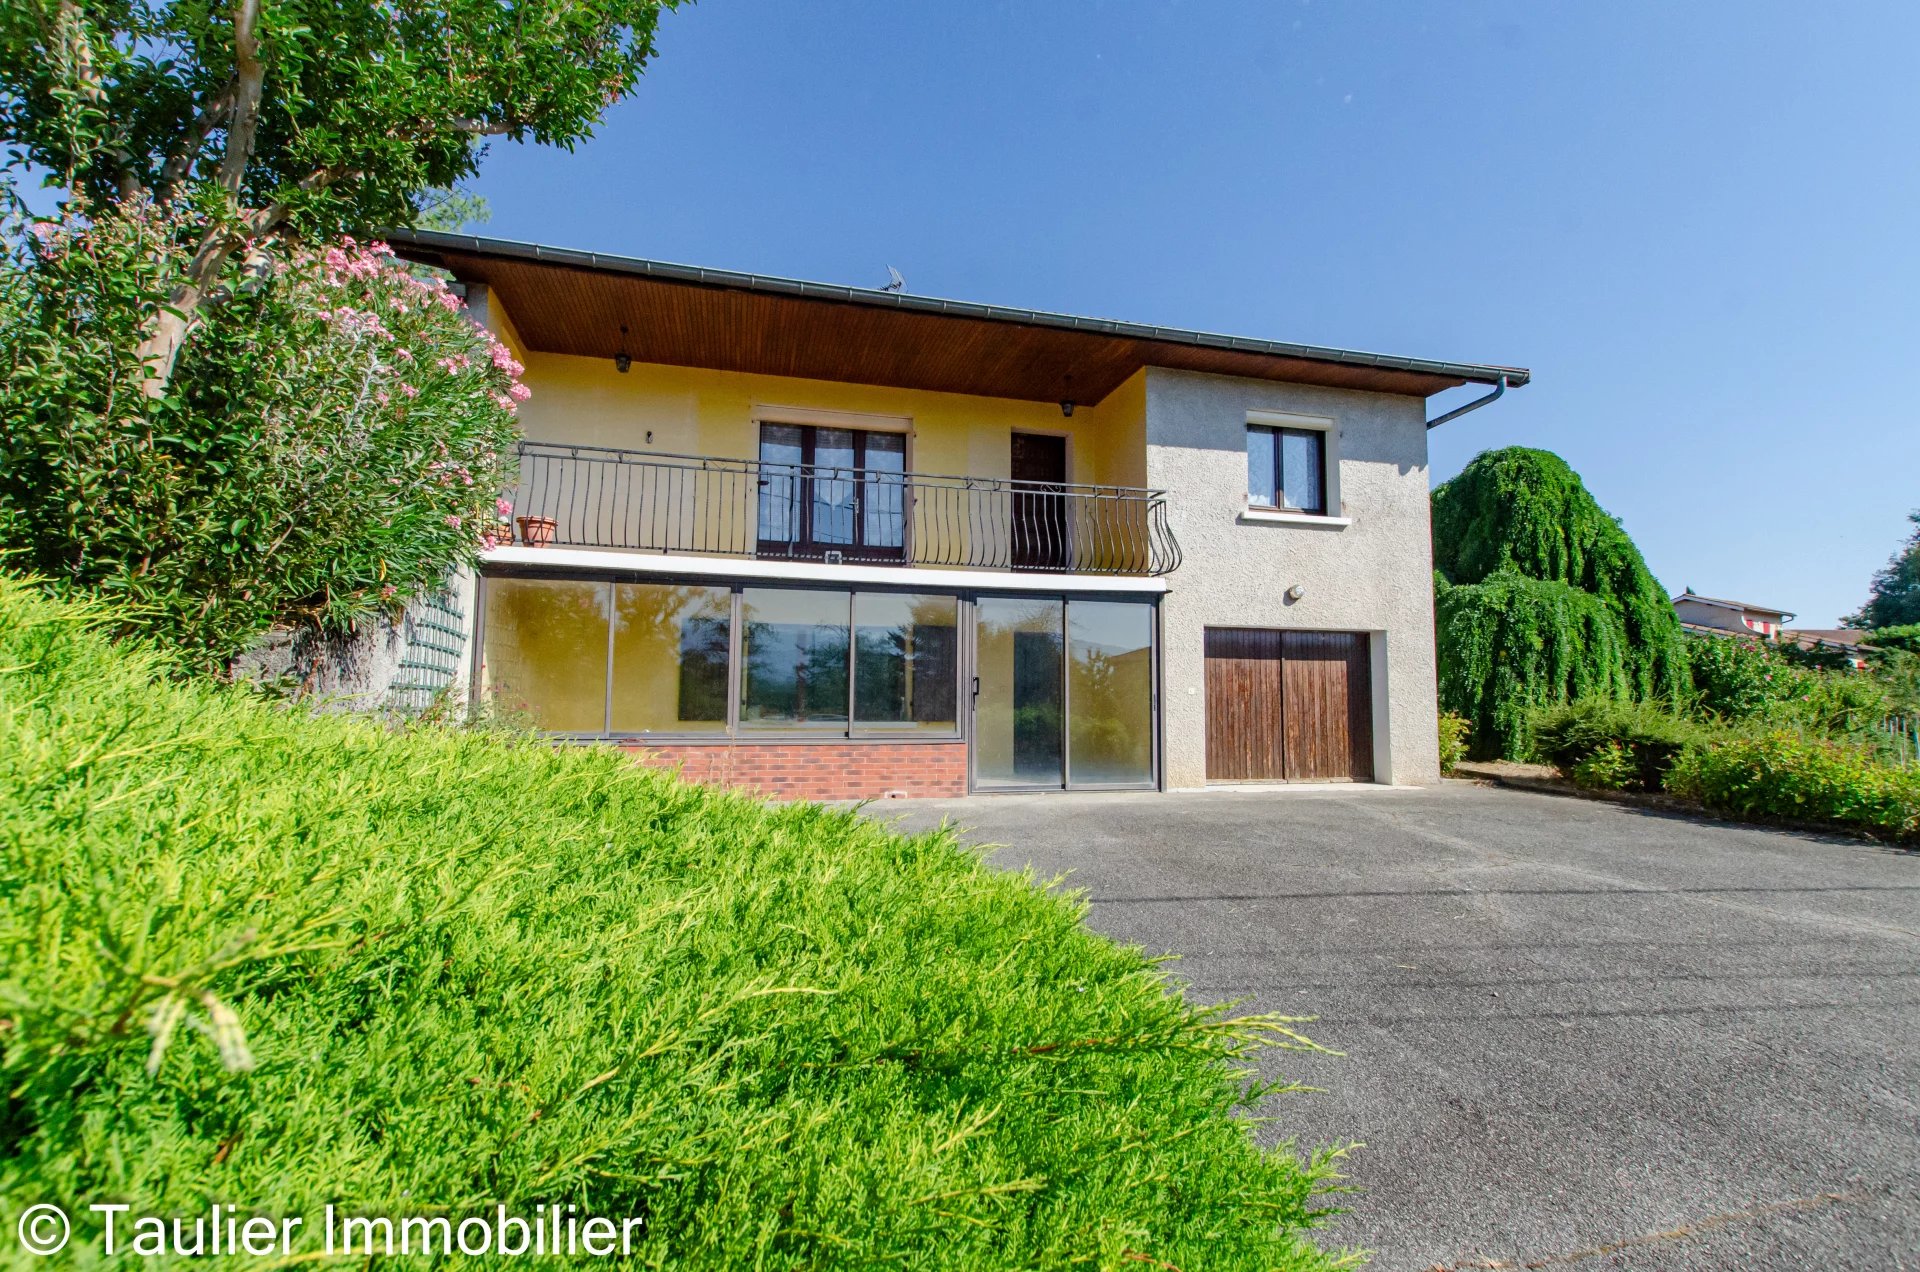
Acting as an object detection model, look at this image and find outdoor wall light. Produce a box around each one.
[1285,584,1305,602]
[614,324,631,373]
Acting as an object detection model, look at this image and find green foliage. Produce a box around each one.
[1431,448,1685,759]
[415,186,493,233]
[1437,711,1470,774]
[1571,743,1638,792]
[1683,632,1795,719]
[0,0,674,242]
[1533,697,1701,793]
[1665,732,1920,841]
[1434,570,1630,760]
[0,0,678,391]
[0,213,521,671]
[1432,446,1687,700]
[1681,633,1895,749]
[1867,623,1920,657]
[0,575,1350,1270]
[1846,510,1920,629]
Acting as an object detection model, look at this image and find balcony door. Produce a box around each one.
[757,423,907,562]
[1010,433,1068,570]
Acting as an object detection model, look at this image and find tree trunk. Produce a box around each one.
[132,233,232,398]
[134,0,267,399]
[132,294,197,398]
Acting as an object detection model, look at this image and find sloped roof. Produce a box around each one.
[388,229,1529,408]
[1672,591,1795,621]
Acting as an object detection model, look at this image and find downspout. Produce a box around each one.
[1426,375,1507,430]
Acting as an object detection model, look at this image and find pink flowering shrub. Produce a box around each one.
[0,200,522,671]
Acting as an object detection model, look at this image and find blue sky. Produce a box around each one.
[468,0,1919,627]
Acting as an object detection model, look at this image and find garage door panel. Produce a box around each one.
[1280,632,1373,782]
[1204,628,1284,781]
[1206,628,1373,783]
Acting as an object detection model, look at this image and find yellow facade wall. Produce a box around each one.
[503,350,1148,490]
[475,286,1152,570]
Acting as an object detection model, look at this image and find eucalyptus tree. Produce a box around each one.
[0,0,679,393]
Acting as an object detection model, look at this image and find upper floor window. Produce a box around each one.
[1247,424,1326,514]
[758,423,907,560]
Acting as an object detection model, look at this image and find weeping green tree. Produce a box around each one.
[1432,447,1685,758]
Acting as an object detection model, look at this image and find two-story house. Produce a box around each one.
[391,231,1527,800]
[1672,590,1795,639]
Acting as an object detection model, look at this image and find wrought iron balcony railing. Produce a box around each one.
[507,441,1182,576]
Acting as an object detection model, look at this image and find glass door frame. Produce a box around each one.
[754,422,910,564]
[964,591,1163,794]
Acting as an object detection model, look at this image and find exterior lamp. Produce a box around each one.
[1059,400,1075,418]
[614,324,631,374]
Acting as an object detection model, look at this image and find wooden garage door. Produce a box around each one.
[1204,629,1374,782]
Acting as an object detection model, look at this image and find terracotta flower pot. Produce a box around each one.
[516,515,557,548]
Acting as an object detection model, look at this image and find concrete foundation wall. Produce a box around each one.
[229,568,477,714]
[1145,369,1441,787]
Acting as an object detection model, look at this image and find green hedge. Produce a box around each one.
[1533,698,1701,793]
[0,573,1347,1269]
[1665,733,1920,841]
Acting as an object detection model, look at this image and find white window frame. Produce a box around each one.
[1241,409,1348,527]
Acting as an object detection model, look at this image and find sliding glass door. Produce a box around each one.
[1066,600,1155,786]
[973,597,1066,786]
[972,595,1157,790]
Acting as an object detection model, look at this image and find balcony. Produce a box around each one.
[507,441,1182,576]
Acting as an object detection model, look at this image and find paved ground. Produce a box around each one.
[869,782,1920,1271]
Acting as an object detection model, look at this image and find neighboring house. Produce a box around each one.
[1672,590,1795,639]
[1782,627,1875,671]
[391,230,1527,800]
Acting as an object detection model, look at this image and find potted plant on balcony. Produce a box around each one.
[515,514,557,548]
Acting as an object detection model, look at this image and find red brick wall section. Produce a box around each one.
[623,741,968,801]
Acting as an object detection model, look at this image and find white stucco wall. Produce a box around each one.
[1145,368,1442,787]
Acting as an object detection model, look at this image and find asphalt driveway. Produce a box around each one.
[871,782,1920,1271]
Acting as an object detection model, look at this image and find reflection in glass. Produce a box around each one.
[1280,428,1324,513]
[1247,426,1278,507]
[740,588,850,727]
[481,578,610,732]
[610,583,731,733]
[853,592,957,732]
[810,428,856,545]
[758,424,803,546]
[975,597,1064,786]
[1068,600,1154,785]
[862,432,907,551]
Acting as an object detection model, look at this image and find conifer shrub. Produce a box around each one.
[1434,570,1630,760]
[1533,697,1702,792]
[1431,448,1686,758]
[1432,447,1686,700]
[0,575,1348,1270]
